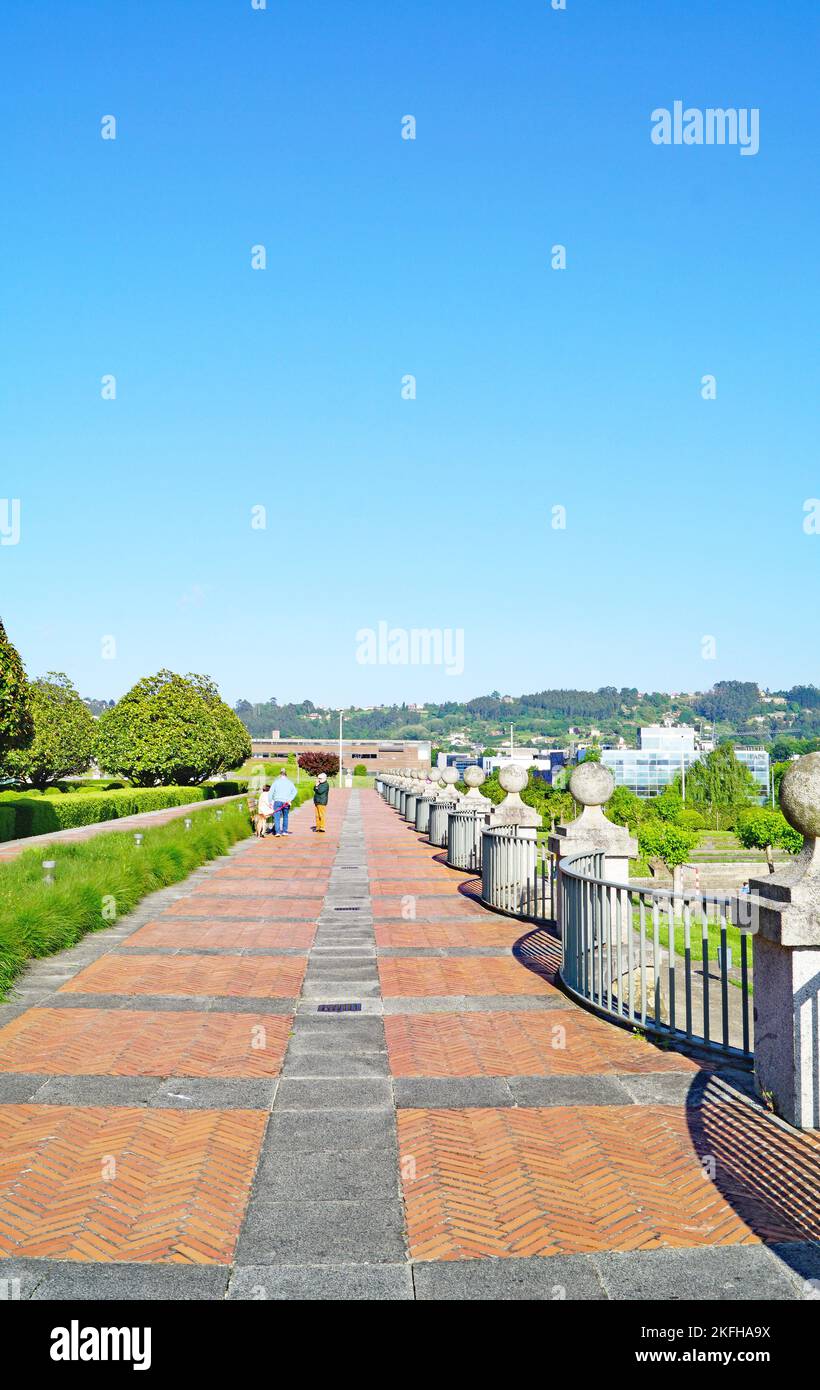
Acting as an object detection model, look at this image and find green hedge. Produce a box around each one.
[0,783,248,842]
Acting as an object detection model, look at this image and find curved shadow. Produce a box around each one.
[685,1071,820,1279]
[512,925,562,985]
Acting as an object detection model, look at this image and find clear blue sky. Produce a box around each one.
[1,0,817,708]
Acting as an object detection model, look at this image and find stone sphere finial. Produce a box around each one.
[498,764,527,794]
[780,752,820,839]
[463,765,485,789]
[441,766,460,787]
[569,761,614,807]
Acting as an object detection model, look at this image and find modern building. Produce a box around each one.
[602,731,769,800]
[250,737,431,774]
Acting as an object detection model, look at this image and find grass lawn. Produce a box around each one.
[0,799,255,1000]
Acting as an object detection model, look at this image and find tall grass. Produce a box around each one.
[0,801,253,1000]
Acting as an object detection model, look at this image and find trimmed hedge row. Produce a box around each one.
[0,782,248,842]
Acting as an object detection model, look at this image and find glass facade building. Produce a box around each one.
[602,746,769,799]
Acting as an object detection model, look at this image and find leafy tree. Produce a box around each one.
[95,670,243,786]
[581,746,602,763]
[638,822,697,895]
[0,618,34,761]
[188,674,251,773]
[4,672,95,789]
[736,807,803,873]
[607,786,643,831]
[683,744,757,829]
[648,786,684,823]
[297,751,339,778]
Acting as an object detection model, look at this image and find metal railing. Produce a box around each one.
[559,851,753,1061]
[404,792,418,822]
[446,809,487,872]
[415,795,435,835]
[428,800,457,848]
[480,827,553,919]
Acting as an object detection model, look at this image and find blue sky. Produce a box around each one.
[1,0,817,708]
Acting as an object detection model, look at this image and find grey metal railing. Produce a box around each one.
[480,827,553,919]
[428,800,457,848]
[446,809,487,872]
[559,851,753,1060]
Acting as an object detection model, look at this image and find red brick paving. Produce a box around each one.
[397,1105,814,1261]
[164,895,322,919]
[0,1105,266,1262]
[374,921,523,948]
[128,920,316,949]
[378,957,558,997]
[385,1011,700,1077]
[0,1009,290,1077]
[58,953,307,998]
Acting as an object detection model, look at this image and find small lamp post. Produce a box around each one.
[133,833,144,848]
[184,817,192,831]
[42,860,56,885]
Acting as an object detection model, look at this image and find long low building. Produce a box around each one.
[250,737,431,774]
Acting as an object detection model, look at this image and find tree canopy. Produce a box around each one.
[0,618,34,760]
[95,670,250,786]
[4,672,95,789]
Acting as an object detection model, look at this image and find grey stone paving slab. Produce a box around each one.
[251,1147,399,1200]
[23,1261,229,1301]
[262,1107,398,1156]
[507,1075,634,1107]
[305,961,380,978]
[394,1077,515,1108]
[766,1241,820,1290]
[275,1078,393,1110]
[0,1074,46,1103]
[149,1077,277,1110]
[413,1254,606,1301]
[41,994,297,1014]
[282,1051,390,1078]
[228,1264,412,1300]
[302,979,381,999]
[31,1076,162,1107]
[591,1245,803,1301]
[235,1199,407,1265]
[289,1016,386,1047]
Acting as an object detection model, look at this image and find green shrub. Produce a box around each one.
[0,802,252,998]
[678,807,707,831]
[0,784,246,842]
[353,764,368,777]
[0,808,15,842]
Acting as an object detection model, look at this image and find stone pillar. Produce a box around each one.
[487,765,541,837]
[548,763,637,932]
[746,753,820,1130]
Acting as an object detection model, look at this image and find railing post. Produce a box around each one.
[744,752,820,1129]
[548,763,637,935]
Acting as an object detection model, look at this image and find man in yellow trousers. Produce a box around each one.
[313,771,330,832]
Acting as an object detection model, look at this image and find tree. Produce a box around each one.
[297,751,339,778]
[582,746,602,762]
[0,618,34,762]
[4,672,95,789]
[188,675,251,773]
[683,744,757,829]
[607,786,643,831]
[638,822,697,896]
[95,669,243,786]
[736,807,803,873]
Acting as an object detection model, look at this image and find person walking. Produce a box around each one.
[255,784,273,837]
[313,771,330,832]
[271,767,298,836]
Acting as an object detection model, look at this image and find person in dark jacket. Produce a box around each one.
[313,772,330,832]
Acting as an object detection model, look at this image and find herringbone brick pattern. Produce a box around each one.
[397,1106,811,1261]
[379,957,557,997]
[385,1011,701,1077]
[375,922,524,948]
[0,1009,290,1077]
[372,894,490,919]
[0,1105,266,1262]
[128,920,316,949]
[165,895,322,919]
[58,953,306,997]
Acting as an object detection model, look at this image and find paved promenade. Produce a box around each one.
[0,789,817,1299]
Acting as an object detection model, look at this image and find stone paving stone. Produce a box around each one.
[274,1078,393,1110]
[227,1264,413,1300]
[0,1259,230,1301]
[506,1076,634,1108]
[261,1107,399,1158]
[413,1253,606,1301]
[394,1077,515,1108]
[591,1245,804,1301]
[235,1199,407,1265]
[282,1052,390,1078]
[251,1147,400,1201]
[31,1077,164,1107]
[148,1078,277,1110]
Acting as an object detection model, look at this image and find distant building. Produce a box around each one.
[602,734,769,800]
[250,737,431,773]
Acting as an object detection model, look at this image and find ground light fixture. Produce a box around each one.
[133,833,144,847]
[42,860,55,885]
[184,818,193,830]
